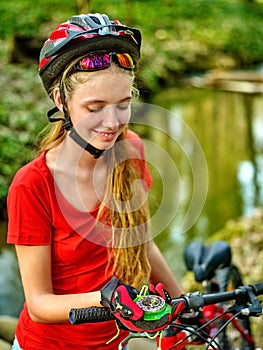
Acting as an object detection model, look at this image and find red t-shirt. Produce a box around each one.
[7,131,152,350]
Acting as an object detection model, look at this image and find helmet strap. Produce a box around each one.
[46,106,73,130]
[62,107,73,130]
[69,128,105,159]
[47,80,105,158]
[47,106,65,122]
[47,106,105,158]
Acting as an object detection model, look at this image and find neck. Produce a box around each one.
[55,132,102,169]
[46,137,108,212]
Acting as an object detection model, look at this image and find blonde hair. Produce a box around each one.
[37,62,151,288]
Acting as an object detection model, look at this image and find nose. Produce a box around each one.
[101,105,120,129]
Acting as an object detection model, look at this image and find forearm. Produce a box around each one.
[148,242,183,298]
[28,290,101,323]
[15,244,103,323]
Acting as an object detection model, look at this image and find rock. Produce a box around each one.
[0,338,11,350]
[0,316,17,343]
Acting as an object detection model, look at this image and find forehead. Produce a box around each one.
[70,68,133,100]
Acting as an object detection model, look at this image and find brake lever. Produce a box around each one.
[245,287,263,317]
[227,286,263,318]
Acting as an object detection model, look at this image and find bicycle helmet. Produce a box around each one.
[39,13,141,94]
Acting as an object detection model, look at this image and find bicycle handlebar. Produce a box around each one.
[182,282,263,310]
[69,282,263,325]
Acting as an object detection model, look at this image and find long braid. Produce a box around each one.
[99,130,151,288]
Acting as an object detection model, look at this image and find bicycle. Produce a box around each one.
[183,240,256,349]
[69,280,263,349]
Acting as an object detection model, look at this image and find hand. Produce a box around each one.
[148,282,173,303]
[148,282,185,323]
[101,276,143,320]
[101,277,185,333]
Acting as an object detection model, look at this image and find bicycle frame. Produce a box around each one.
[117,304,255,350]
[202,304,255,346]
[118,320,219,350]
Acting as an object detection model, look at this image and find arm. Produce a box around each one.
[148,241,183,298]
[15,244,101,323]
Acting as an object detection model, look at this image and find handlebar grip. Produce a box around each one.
[69,306,114,325]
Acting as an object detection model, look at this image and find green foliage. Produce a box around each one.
[0,43,49,218]
[0,0,77,39]
[136,0,263,90]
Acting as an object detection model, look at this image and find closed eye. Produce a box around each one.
[117,103,130,111]
[87,105,105,113]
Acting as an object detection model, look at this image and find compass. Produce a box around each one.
[135,295,172,321]
[136,295,165,312]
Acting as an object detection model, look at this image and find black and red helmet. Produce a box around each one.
[39,13,141,93]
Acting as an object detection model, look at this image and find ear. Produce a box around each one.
[53,87,64,112]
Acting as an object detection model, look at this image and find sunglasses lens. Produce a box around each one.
[80,54,111,70]
[116,53,134,69]
[74,53,134,74]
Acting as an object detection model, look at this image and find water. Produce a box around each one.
[155,88,263,236]
[1,86,263,316]
[132,87,263,277]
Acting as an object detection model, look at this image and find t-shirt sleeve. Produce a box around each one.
[7,178,52,245]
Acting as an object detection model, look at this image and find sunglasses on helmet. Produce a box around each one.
[70,52,135,75]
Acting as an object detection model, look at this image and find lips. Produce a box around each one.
[96,129,118,141]
[100,132,115,137]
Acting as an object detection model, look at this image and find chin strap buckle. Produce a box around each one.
[69,128,105,159]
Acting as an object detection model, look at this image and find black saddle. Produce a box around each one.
[183,240,232,282]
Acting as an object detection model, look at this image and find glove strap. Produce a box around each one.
[101,277,120,310]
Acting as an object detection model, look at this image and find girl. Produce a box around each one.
[7,13,182,349]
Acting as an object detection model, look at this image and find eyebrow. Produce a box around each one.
[82,96,132,105]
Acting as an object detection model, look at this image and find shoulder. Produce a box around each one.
[126,129,142,141]
[7,152,54,220]
[10,152,52,190]
[126,129,140,139]
[126,129,145,155]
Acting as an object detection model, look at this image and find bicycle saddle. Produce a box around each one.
[183,240,232,282]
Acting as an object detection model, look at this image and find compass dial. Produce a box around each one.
[136,295,166,313]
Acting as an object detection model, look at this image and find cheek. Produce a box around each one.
[67,102,93,126]
[67,103,81,124]
[119,108,131,124]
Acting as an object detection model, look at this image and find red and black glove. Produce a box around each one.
[148,282,185,322]
[101,276,143,330]
[101,277,185,333]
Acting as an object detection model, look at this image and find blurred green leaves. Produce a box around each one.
[0,0,77,39]
[0,51,48,218]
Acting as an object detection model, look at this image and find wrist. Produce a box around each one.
[86,291,102,307]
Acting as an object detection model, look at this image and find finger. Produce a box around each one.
[155,283,172,303]
[113,285,143,320]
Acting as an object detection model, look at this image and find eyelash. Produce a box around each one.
[88,107,103,113]
[117,103,130,111]
[88,104,130,113]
